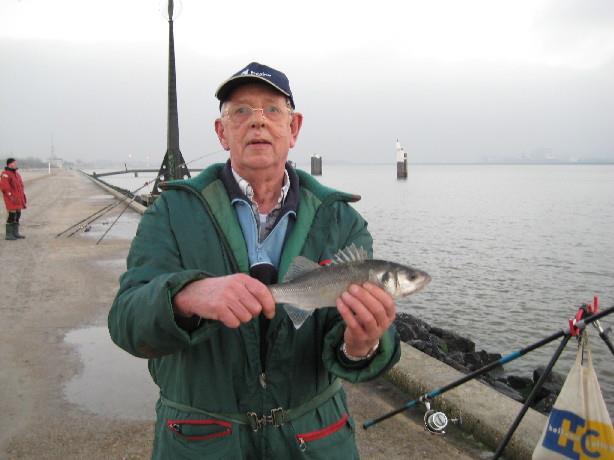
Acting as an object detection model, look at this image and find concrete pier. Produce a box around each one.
[0,170,545,459]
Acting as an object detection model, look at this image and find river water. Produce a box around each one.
[92,163,614,415]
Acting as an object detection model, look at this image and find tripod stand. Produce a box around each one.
[493,297,614,459]
[363,298,614,459]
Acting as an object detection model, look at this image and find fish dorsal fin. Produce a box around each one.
[331,244,369,265]
[283,256,320,282]
[283,305,314,329]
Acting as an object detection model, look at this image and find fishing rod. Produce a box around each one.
[59,180,154,238]
[93,153,225,243]
[492,298,613,459]
[363,301,614,431]
[492,333,572,459]
[180,149,225,168]
[592,316,614,355]
[55,202,117,237]
[95,191,140,245]
[65,199,128,238]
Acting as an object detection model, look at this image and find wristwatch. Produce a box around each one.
[341,341,379,361]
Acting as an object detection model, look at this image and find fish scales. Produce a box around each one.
[267,244,431,329]
[270,261,377,310]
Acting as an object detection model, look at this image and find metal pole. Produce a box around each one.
[593,320,614,356]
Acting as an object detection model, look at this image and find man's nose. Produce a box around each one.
[249,108,266,127]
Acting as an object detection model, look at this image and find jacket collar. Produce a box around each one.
[168,162,359,205]
[218,160,300,217]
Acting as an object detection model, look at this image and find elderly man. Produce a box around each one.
[109,62,400,459]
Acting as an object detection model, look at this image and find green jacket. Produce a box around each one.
[108,164,401,459]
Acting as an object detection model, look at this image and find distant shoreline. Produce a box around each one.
[309,161,614,166]
[71,161,614,171]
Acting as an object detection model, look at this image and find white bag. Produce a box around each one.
[533,331,614,459]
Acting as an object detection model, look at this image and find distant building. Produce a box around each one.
[49,156,64,168]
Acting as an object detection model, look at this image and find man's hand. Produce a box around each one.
[173,274,276,328]
[336,282,396,357]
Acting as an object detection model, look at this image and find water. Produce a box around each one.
[94,164,614,415]
[64,325,157,420]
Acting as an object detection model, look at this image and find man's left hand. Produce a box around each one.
[336,282,396,358]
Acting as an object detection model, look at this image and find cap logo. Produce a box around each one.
[241,68,272,78]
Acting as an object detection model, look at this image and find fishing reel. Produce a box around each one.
[422,400,461,435]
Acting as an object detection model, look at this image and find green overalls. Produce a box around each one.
[108,163,401,459]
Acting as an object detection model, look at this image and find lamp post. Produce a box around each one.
[152,0,190,197]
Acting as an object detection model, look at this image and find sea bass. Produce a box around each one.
[269,245,431,329]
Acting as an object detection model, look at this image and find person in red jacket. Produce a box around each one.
[1,158,27,240]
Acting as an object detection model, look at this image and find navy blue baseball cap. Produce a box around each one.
[215,62,295,109]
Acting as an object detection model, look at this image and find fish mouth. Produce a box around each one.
[413,273,432,293]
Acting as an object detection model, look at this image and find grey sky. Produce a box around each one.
[1,0,613,165]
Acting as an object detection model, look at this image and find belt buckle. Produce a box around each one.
[270,407,284,427]
[247,411,260,432]
[246,407,285,432]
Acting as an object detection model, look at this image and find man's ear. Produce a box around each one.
[289,112,303,149]
[215,118,231,151]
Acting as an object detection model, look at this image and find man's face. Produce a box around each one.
[7,161,16,169]
[215,83,302,176]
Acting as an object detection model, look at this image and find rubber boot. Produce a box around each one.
[14,223,25,239]
[5,223,17,240]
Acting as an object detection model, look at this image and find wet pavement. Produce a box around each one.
[64,325,157,421]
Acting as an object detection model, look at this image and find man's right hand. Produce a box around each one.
[172,274,276,328]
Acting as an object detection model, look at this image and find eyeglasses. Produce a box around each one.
[224,104,292,125]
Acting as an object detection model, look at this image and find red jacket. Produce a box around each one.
[0,167,27,211]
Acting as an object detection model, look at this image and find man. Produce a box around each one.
[109,62,401,459]
[1,158,27,240]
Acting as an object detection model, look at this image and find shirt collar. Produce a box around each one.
[219,160,300,217]
[231,167,291,212]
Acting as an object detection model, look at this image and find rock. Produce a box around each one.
[430,326,476,353]
[507,375,533,391]
[409,340,444,361]
[533,366,565,395]
[490,380,523,402]
[463,351,487,371]
[396,321,429,342]
[443,356,470,373]
[533,392,558,414]
[393,315,561,415]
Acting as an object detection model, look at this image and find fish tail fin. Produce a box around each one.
[282,304,314,329]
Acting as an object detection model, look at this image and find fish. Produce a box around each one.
[269,244,431,329]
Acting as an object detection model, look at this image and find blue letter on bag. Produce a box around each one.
[542,409,585,459]
[580,429,600,458]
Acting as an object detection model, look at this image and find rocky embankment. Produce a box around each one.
[394,313,565,414]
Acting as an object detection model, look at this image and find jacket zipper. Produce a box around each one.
[167,419,232,442]
[164,183,268,378]
[295,413,349,451]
